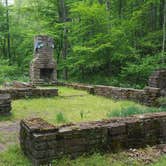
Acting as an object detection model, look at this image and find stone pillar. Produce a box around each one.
[149,69,166,96]
[0,94,11,115]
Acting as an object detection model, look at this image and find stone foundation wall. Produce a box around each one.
[20,112,166,165]
[0,94,11,114]
[0,88,58,100]
[57,82,161,106]
[93,86,161,106]
[57,82,94,93]
[57,70,166,107]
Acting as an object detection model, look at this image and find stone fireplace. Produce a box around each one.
[30,35,57,84]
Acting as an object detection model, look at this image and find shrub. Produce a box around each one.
[0,59,29,84]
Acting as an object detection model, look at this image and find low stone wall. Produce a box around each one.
[20,112,166,165]
[57,82,161,106]
[93,86,161,106]
[0,88,58,100]
[57,82,94,93]
[57,70,166,107]
[0,94,11,114]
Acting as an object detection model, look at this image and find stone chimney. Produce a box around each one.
[30,35,57,84]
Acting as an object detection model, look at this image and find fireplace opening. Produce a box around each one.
[40,68,54,82]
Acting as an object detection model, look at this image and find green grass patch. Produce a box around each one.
[0,86,164,124]
[107,106,165,118]
[0,86,146,124]
[0,145,146,166]
[0,145,31,166]
[152,156,166,166]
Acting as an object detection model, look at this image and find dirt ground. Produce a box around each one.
[0,121,19,151]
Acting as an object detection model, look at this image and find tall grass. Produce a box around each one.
[56,112,67,123]
[107,106,165,118]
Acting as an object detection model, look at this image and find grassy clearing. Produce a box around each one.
[0,86,165,165]
[1,86,163,124]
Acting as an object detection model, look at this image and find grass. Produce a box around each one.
[1,145,166,166]
[0,145,31,166]
[0,145,148,166]
[56,112,67,123]
[1,86,160,124]
[0,86,165,166]
[107,106,165,118]
[152,157,166,166]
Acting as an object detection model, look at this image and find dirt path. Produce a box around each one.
[0,121,19,152]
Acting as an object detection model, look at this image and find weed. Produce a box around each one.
[56,112,67,123]
[80,111,84,119]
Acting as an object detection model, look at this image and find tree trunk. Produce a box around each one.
[119,0,122,19]
[5,0,11,62]
[162,0,166,61]
[57,0,68,80]
[98,0,104,5]
[159,0,164,28]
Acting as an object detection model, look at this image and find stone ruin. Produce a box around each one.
[20,112,166,165]
[0,94,11,115]
[3,81,36,89]
[149,69,166,96]
[30,35,57,85]
[0,88,58,100]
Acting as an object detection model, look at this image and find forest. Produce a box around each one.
[0,0,166,88]
[0,1,166,165]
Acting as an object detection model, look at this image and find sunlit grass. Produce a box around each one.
[0,86,148,124]
[1,145,166,166]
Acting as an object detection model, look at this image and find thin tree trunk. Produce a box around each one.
[162,0,166,61]
[98,0,104,5]
[5,0,11,62]
[57,0,68,80]
[119,0,122,19]
[159,0,164,28]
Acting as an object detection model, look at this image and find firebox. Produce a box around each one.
[30,35,57,84]
[40,68,54,81]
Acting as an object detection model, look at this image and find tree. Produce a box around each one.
[57,0,69,80]
[162,0,166,60]
[5,0,11,61]
[0,0,165,87]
